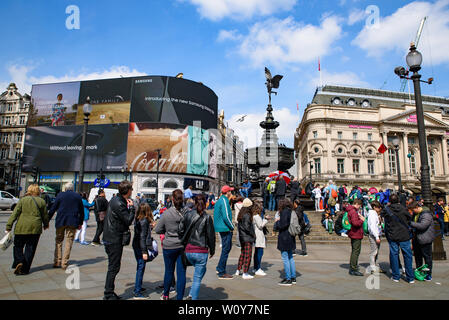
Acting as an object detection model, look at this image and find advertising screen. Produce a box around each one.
[22,124,128,172]
[77,78,132,125]
[130,76,218,130]
[29,82,81,127]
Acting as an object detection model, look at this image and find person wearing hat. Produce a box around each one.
[214,185,235,279]
[235,198,256,279]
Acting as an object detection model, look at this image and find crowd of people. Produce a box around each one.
[3,178,448,300]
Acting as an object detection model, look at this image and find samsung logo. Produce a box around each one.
[135,79,153,84]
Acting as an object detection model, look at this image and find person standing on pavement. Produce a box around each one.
[274,198,297,286]
[290,177,300,203]
[214,185,235,280]
[382,194,414,283]
[347,199,365,276]
[434,198,445,240]
[252,200,270,276]
[48,182,84,270]
[74,193,94,245]
[6,184,49,275]
[262,178,269,210]
[178,194,216,300]
[184,185,194,201]
[267,179,276,211]
[235,198,256,279]
[233,196,244,248]
[132,203,156,299]
[312,184,322,211]
[91,189,108,246]
[409,201,435,281]
[102,181,135,300]
[275,177,287,211]
[293,199,307,256]
[154,189,187,300]
[367,201,383,274]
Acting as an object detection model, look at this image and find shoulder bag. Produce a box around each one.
[181,214,204,267]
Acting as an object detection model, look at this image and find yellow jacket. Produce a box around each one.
[444,205,449,223]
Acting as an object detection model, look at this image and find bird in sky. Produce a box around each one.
[236,115,247,122]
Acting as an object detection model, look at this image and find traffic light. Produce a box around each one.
[31,167,39,183]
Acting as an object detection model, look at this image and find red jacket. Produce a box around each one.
[347,205,364,239]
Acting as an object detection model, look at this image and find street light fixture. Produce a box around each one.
[391,135,403,193]
[394,42,446,260]
[78,97,92,192]
[155,149,161,202]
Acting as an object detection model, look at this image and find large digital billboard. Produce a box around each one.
[22,124,128,172]
[130,76,218,130]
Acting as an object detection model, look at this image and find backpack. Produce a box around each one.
[363,219,369,235]
[331,189,338,199]
[342,211,351,231]
[269,181,276,193]
[302,213,311,234]
[328,196,337,207]
[288,211,302,236]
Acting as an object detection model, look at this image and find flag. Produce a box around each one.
[318,57,321,71]
[296,102,299,111]
[378,143,387,154]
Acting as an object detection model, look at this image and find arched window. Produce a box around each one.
[143,180,157,188]
[164,180,178,189]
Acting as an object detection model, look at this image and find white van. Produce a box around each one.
[88,188,117,203]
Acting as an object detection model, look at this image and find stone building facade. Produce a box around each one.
[0,83,31,195]
[294,85,449,199]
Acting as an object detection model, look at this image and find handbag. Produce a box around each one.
[180,214,204,268]
[262,226,269,235]
[147,239,159,261]
[0,232,13,251]
[122,230,131,246]
[94,198,107,221]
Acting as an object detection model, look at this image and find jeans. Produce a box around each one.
[330,206,336,216]
[12,234,40,274]
[162,248,186,300]
[104,243,124,298]
[92,220,104,244]
[438,218,445,238]
[350,239,362,272]
[413,240,433,277]
[314,198,320,211]
[75,220,87,242]
[133,247,147,294]
[268,194,276,211]
[216,231,233,276]
[240,189,249,198]
[186,252,208,300]
[263,194,269,209]
[254,247,264,271]
[281,250,296,280]
[388,240,414,282]
[297,233,307,254]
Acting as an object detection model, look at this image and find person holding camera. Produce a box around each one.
[102,181,135,300]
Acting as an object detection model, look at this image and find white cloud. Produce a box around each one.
[352,0,449,65]
[229,16,343,68]
[1,65,147,94]
[228,107,299,148]
[181,0,297,21]
[348,8,365,25]
[310,70,369,89]
[217,29,242,42]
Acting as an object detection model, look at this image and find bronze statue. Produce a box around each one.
[265,67,283,105]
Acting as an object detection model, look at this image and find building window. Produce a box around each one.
[4,116,11,126]
[163,180,178,189]
[314,158,321,174]
[368,133,372,141]
[388,148,397,175]
[16,132,23,143]
[353,148,358,155]
[428,138,435,145]
[14,148,20,160]
[337,147,343,154]
[368,160,375,174]
[337,159,345,174]
[0,149,8,160]
[408,137,416,145]
[353,159,360,174]
[430,152,436,176]
[338,131,342,139]
[19,116,26,125]
[409,150,417,175]
[313,131,318,139]
[353,132,357,140]
[314,147,319,153]
[1,134,7,144]
[143,179,157,188]
[7,104,12,112]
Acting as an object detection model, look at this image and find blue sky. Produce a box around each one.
[1,0,449,148]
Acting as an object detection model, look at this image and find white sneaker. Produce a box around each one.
[255,269,266,276]
[242,273,254,280]
[341,233,348,237]
[235,270,240,276]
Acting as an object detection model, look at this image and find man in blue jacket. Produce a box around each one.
[214,185,235,279]
[48,182,84,270]
[239,179,252,198]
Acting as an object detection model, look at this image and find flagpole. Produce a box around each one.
[319,57,322,88]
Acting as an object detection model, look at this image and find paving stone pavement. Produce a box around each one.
[1,213,448,300]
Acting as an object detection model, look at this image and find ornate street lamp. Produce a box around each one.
[394,43,445,260]
[78,97,92,193]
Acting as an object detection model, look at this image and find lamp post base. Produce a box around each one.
[433,222,447,260]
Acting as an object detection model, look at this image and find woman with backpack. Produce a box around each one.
[293,199,307,256]
[253,201,270,276]
[132,203,156,299]
[274,198,297,286]
[235,198,256,279]
[5,184,49,275]
[178,194,216,300]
